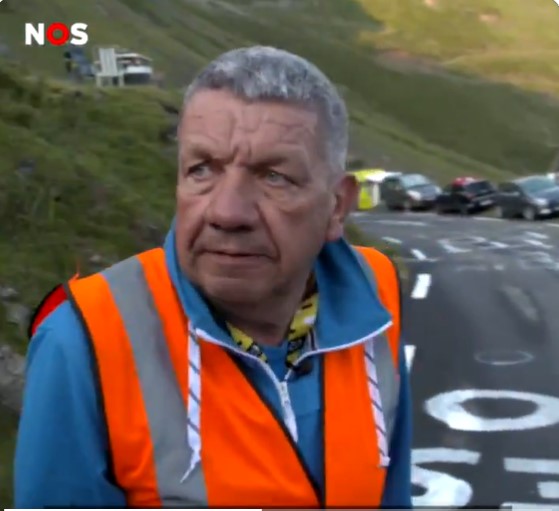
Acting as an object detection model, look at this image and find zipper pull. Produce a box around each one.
[279,381,298,442]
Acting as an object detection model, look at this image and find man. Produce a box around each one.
[15,46,412,508]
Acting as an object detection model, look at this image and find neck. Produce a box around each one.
[214,278,312,347]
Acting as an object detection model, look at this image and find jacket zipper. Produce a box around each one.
[196,321,392,435]
[195,329,299,440]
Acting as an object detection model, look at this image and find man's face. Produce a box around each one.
[175,89,356,306]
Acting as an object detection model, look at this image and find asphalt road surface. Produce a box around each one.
[351,210,559,509]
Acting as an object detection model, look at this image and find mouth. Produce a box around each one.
[203,250,269,262]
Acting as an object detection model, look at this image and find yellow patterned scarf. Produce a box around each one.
[227,276,318,369]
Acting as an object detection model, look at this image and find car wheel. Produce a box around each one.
[523,206,537,221]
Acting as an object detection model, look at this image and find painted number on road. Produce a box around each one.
[425,389,559,431]
[415,388,559,507]
[413,448,559,508]
[412,447,480,507]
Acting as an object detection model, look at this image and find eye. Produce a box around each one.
[187,162,212,179]
[264,170,291,185]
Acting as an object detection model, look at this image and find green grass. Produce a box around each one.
[0,63,181,350]
[0,409,18,508]
[356,0,559,94]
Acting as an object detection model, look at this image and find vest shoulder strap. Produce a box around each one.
[351,244,402,365]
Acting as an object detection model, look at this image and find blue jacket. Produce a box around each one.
[14,226,413,508]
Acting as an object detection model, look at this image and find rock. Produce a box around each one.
[6,303,31,331]
[0,344,25,413]
[0,286,18,302]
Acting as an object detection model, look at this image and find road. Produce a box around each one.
[352,210,559,509]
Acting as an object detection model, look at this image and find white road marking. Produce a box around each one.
[501,503,557,510]
[382,236,402,244]
[374,220,428,227]
[505,458,559,474]
[404,345,416,372]
[411,249,428,260]
[526,231,549,240]
[412,448,481,508]
[411,274,431,299]
[524,239,553,249]
[538,481,559,499]
[474,216,503,222]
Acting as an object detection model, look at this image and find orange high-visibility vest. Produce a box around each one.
[60,245,402,508]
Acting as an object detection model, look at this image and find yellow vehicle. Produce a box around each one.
[350,168,389,210]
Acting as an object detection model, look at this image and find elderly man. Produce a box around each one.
[15,46,412,508]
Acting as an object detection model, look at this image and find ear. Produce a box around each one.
[325,173,359,242]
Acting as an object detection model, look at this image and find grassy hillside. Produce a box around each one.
[0,65,181,351]
[0,410,17,507]
[357,0,559,96]
[1,0,559,180]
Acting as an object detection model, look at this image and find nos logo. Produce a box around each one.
[24,23,88,46]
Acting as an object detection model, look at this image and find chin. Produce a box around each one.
[200,276,269,305]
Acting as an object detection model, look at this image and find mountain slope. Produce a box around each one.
[357,0,559,96]
[1,0,559,178]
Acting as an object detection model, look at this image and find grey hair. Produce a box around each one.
[181,46,348,173]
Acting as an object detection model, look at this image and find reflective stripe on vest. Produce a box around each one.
[66,246,401,508]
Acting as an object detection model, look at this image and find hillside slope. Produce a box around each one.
[0,66,181,351]
[1,0,559,178]
[357,0,559,96]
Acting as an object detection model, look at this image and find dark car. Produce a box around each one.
[495,175,559,220]
[435,177,496,215]
[381,173,441,211]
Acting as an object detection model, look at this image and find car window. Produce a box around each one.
[519,176,556,194]
[465,180,493,194]
[401,174,431,188]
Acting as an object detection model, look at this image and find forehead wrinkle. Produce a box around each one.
[182,108,236,141]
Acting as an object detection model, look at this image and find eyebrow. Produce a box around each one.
[182,141,214,157]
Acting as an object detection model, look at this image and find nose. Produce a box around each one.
[205,169,259,232]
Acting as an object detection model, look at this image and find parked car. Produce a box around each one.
[495,175,559,220]
[435,177,496,215]
[381,173,441,211]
